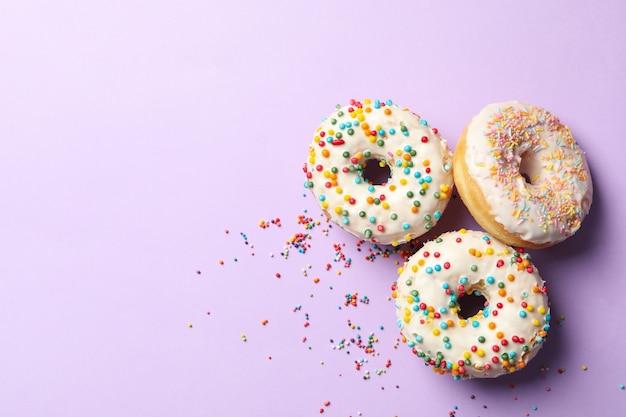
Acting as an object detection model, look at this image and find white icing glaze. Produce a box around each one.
[463,101,593,245]
[393,230,550,379]
[304,99,454,246]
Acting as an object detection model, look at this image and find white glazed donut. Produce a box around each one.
[303,99,454,246]
[392,229,550,379]
[453,101,593,248]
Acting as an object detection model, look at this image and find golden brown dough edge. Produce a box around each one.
[452,125,553,249]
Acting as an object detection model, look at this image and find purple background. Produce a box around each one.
[1,1,625,416]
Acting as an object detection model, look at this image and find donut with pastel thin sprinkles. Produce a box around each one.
[304,99,454,246]
[392,229,550,379]
[453,101,593,248]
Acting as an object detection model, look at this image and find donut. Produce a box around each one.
[303,99,454,246]
[392,229,550,379]
[453,101,593,248]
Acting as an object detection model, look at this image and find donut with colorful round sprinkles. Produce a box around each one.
[303,99,454,246]
[392,229,550,379]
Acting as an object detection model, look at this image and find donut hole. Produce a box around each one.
[519,154,542,185]
[362,158,391,186]
[457,291,488,320]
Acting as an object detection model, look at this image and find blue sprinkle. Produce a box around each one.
[472,320,479,328]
